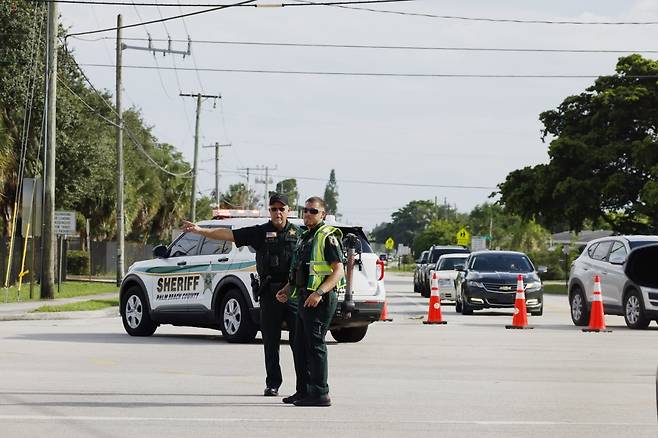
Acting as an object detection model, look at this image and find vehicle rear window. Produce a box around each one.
[430,247,469,263]
[629,241,658,250]
[437,257,466,270]
[591,241,612,261]
[471,254,533,273]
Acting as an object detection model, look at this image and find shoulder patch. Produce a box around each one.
[289,228,297,237]
[328,235,339,247]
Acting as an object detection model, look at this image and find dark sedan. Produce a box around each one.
[455,251,544,316]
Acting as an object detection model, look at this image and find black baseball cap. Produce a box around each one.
[269,193,289,206]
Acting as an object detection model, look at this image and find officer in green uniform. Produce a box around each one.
[276,196,345,407]
[182,194,305,398]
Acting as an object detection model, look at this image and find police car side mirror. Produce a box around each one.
[153,244,168,258]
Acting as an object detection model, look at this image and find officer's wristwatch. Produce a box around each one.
[315,288,326,296]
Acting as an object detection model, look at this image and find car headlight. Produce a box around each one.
[525,281,542,291]
[467,280,485,289]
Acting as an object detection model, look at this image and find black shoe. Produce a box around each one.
[263,387,279,397]
[282,392,307,404]
[293,394,331,407]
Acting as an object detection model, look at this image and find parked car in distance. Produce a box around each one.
[420,245,470,297]
[429,253,469,302]
[568,235,658,329]
[455,250,544,315]
[413,250,429,293]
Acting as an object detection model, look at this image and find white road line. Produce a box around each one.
[0,415,654,426]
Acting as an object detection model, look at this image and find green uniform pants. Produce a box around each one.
[294,289,338,397]
[260,283,307,392]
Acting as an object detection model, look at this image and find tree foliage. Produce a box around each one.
[498,55,658,233]
[323,169,338,214]
[222,183,258,209]
[275,178,298,210]
[1,1,194,242]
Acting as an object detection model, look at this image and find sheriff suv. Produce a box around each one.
[568,235,658,329]
[119,216,386,344]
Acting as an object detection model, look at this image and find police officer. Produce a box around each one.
[276,196,345,407]
[182,193,305,398]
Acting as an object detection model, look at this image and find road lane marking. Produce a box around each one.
[0,415,654,426]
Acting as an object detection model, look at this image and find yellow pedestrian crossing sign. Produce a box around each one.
[456,228,470,246]
[385,237,395,251]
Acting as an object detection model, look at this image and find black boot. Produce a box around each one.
[293,394,331,407]
[282,392,307,404]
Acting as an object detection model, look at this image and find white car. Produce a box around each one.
[119,216,386,343]
[429,253,469,302]
[568,235,658,329]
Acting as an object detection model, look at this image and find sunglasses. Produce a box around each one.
[269,207,286,212]
[303,207,323,215]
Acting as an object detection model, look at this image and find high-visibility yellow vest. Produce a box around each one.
[306,224,346,293]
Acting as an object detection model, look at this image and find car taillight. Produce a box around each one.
[376,258,385,281]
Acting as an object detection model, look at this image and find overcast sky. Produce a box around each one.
[58,0,658,230]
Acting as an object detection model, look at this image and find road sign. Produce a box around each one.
[456,227,470,246]
[471,236,487,251]
[54,211,76,236]
[385,237,395,251]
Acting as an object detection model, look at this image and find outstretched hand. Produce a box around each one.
[181,220,200,234]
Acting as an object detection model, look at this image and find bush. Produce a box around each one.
[67,250,90,275]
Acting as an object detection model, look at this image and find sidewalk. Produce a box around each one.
[0,292,119,321]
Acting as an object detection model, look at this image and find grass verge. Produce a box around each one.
[544,283,567,295]
[1,281,118,304]
[32,298,119,313]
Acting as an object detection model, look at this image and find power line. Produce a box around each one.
[69,36,658,54]
[65,0,257,38]
[36,0,414,6]
[290,0,658,25]
[218,169,497,190]
[60,40,194,177]
[78,63,658,79]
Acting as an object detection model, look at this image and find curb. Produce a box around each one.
[0,307,119,321]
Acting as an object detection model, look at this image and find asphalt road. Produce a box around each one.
[1,273,656,438]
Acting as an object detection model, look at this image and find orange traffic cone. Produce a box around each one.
[582,275,611,332]
[505,274,533,329]
[380,301,393,322]
[423,272,447,325]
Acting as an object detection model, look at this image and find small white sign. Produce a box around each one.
[54,211,76,236]
[471,236,487,251]
[397,244,411,256]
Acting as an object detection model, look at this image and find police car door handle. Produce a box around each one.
[217,257,229,262]
[177,261,187,266]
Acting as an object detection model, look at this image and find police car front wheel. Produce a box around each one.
[219,288,258,343]
[121,286,157,336]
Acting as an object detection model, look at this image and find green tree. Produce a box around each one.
[412,220,459,255]
[275,178,298,210]
[222,183,258,209]
[323,169,338,214]
[498,55,658,233]
[371,200,441,247]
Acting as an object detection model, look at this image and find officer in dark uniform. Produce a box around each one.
[276,196,345,407]
[182,194,305,398]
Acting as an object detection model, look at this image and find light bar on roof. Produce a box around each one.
[212,209,261,219]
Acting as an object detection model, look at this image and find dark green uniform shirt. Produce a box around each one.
[233,220,300,283]
[291,222,345,289]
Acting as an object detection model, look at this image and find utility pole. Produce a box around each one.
[115,14,124,286]
[202,142,231,207]
[114,17,191,283]
[255,165,277,209]
[41,0,58,299]
[238,166,259,188]
[180,92,221,221]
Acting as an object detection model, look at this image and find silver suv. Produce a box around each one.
[568,235,658,329]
